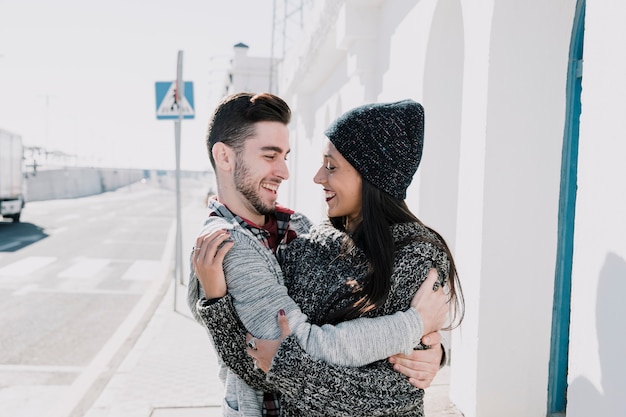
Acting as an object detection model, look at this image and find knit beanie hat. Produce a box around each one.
[324,99,424,200]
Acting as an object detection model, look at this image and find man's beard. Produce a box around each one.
[234,156,276,215]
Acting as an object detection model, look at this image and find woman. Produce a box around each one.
[194,99,463,416]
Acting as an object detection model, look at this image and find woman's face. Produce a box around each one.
[313,140,362,228]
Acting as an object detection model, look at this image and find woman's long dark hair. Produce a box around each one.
[327,179,464,329]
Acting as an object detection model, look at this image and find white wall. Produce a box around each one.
[469,1,574,415]
[566,2,626,416]
[447,0,493,414]
[276,0,626,415]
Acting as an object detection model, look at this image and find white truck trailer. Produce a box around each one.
[0,129,25,222]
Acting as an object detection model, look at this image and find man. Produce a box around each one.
[188,92,447,416]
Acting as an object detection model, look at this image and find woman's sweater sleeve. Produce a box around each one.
[267,336,424,417]
[196,295,277,392]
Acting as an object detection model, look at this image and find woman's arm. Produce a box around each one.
[195,295,276,392]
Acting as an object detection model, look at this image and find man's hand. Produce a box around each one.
[388,331,443,388]
[410,269,448,335]
[193,230,234,299]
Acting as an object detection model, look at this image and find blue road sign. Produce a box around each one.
[155,81,195,120]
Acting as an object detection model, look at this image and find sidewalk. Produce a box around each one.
[83,281,224,417]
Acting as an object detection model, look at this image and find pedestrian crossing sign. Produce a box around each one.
[155,81,195,120]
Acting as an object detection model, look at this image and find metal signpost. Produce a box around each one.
[155,51,194,308]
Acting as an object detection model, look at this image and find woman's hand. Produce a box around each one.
[192,230,234,299]
[410,269,448,335]
[246,310,291,373]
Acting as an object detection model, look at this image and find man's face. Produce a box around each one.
[233,121,290,222]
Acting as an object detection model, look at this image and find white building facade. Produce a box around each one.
[261,1,625,416]
[222,42,278,97]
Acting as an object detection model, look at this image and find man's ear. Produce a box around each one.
[212,142,234,171]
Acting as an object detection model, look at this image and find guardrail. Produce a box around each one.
[25,167,146,202]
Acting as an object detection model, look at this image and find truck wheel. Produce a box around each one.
[11,213,21,223]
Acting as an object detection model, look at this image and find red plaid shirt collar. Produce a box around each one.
[208,198,297,253]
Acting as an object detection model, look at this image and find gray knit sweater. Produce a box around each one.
[196,221,449,416]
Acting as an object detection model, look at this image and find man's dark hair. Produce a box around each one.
[206,92,291,169]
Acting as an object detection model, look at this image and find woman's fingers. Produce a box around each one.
[277,309,292,338]
[245,311,290,373]
[193,230,232,299]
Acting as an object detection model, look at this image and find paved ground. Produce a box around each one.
[82,281,223,417]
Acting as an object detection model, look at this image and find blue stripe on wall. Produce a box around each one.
[547,0,585,415]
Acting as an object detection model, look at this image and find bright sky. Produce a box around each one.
[0,0,275,171]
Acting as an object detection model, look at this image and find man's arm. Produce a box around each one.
[389,332,448,388]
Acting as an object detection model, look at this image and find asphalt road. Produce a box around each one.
[0,176,211,417]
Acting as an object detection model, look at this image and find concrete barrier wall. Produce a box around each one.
[25,168,145,202]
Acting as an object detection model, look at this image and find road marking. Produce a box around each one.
[49,220,177,417]
[101,239,163,246]
[7,258,163,295]
[58,258,110,278]
[13,286,143,296]
[0,256,56,277]
[56,214,80,222]
[12,284,38,296]
[0,364,82,373]
[121,260,162,281]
